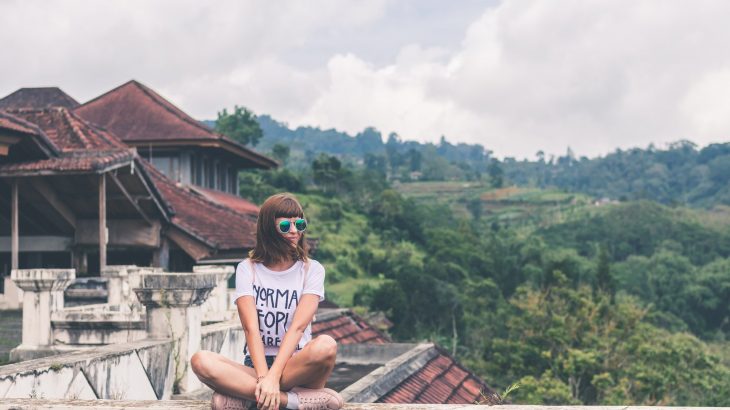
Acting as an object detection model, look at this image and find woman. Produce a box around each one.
[191,193,344,410]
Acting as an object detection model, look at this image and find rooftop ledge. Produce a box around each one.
[0,401,726,410]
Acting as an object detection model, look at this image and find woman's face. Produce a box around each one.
[275,217,304,247]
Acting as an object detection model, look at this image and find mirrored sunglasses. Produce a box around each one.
[277,218,307,234]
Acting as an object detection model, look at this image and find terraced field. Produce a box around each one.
[396,181,596,228]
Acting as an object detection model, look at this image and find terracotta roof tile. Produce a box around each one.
[0,108,133,175]
[75,80,276,168]
[76,80,220,142]
[190,186,259,215]
[144,161,257,250]
[10,108,128,151]
[312,311,390,344]
[0,110,44,136]
[0,87,79,110]
[377,348,495,405]
[0,150,134,175]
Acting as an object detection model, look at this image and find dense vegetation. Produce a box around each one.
[218,109,730,405]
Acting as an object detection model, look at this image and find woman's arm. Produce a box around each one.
[270,293,319,377]
[236,296,268,380]
[255,294,319,410]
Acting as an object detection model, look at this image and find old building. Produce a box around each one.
[75,80,276,194]
[0,82,275,283]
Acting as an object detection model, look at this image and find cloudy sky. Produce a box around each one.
[2,0,730,158]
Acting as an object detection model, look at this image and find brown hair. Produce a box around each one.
[249,193,309,265]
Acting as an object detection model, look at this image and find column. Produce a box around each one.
[193,265,235,322]
[11,179,18,270]
[101,265,137,306]
[10,268,75,361]
[99,174,106,272]
[133,271,217,393]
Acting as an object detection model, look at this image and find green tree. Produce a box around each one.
[271,143,290,164]
[595,245,615,301]
[215,105,263,146]
[488,159,504,188]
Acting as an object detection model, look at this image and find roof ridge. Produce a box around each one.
[66,109,127,149]
[0,110,43,135]
[0,110,61,155]
[129,80,220,137]
[59,107,92,148]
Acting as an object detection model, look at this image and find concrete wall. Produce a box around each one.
[0,320,243,401]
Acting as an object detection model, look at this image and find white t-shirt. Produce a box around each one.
[233,259,325,356]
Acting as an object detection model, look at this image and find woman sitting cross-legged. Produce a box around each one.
[191,193,344,410]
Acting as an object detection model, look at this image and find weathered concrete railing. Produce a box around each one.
[101,265,138,306]
[51,303,145,345]
[193,265,236,323]
[9,269,75,361]
[134,271,217,394]
[0,273,228,400]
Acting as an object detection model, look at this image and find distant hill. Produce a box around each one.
[205,115,730,208]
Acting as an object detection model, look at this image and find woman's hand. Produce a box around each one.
[255,373,280,410]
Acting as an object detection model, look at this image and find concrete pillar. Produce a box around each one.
[101,265,138,306]
[133,272,216,394]
[193,265,234,322]
[2,276,23,309]
[125,266,163,307]
[10,268,75,361]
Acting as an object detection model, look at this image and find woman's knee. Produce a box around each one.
[309,335,337,365]
[190,350,216,379]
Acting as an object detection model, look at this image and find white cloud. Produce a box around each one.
[287,0,730,158]
[3,0,730,158]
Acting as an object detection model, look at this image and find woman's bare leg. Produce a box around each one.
[280,335,338,390]
[192,335,338,407]
[191,350,288,405]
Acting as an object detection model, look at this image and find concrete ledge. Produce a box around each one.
[1,401,728,410]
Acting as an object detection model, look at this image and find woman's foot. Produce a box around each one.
[290,387,344,410]
[211,391,256,410]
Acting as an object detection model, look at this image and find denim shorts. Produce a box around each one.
[244,355,276,369]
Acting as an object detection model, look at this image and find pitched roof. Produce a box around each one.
[377,347,496,405]
[0,150,135,176]
[0,87,80,110]
[143,161,257,251]
[11,108,129,151]
[313,309,390,344]
[75,80,276,168]
[0,110,45,136]
[188,186,259,215]
[0,108,134,176]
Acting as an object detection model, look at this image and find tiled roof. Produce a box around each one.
[75,80,276,168]
[0,150,134,175]
[189,186,259,216]
[11,108,129,151]
[377,348,495,405]
[76,80,219,142]
[143,161,257,250]
[0,87,80,110]
[313,310,390,344]
[0,110,45,136]
[0,108,133,175]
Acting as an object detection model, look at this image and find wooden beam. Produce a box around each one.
[29,178,76,230]
[133,163,170,222]
[11,179,18,270]
[108,172,152,226]
[166,227,212,261]
[99,173,106,271]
